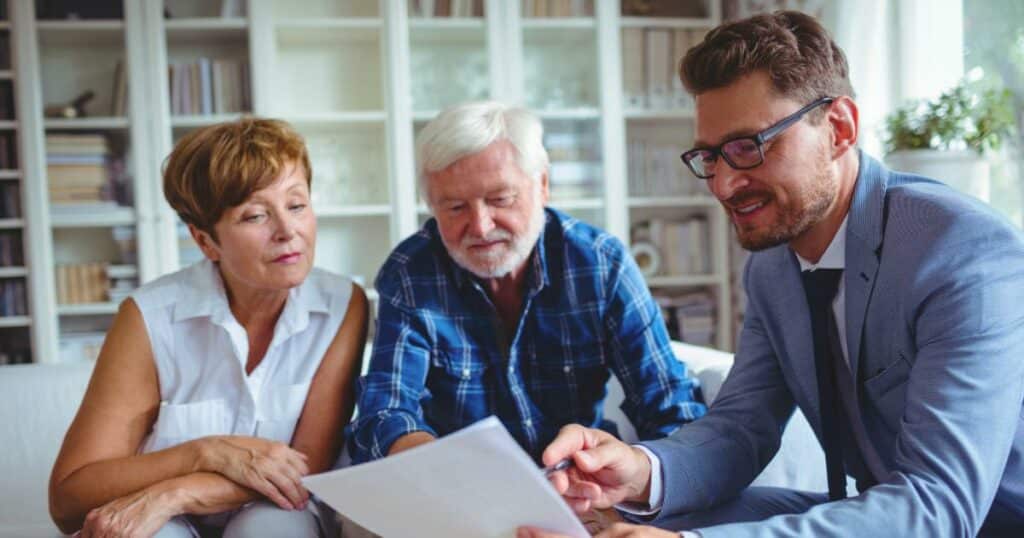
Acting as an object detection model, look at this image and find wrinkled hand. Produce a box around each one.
[518,522,679,538]
[199,435,310,510]
[543,425,652,514]
[78,486,176,538]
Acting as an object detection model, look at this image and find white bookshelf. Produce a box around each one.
[9,0,736,363]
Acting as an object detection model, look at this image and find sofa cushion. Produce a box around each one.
[0,362,93,533]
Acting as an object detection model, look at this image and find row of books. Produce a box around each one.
[409,0,485,17]
[627,138,705,197]
[632,217,711,276]
[549,160,602,199]
[0,31,9,71]
[656,291,715,346]
[0,231,22,266]
[0,133,16,169]
[522,0,592,17]
[623,28,707,110]
[0,278,26,316]
[0,80,13,120]
[0,183,19,218]
[169,58,251,116]
[56,263,111,305]
[46,134,113,206]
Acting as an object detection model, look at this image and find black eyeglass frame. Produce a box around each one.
[680,96,836,180]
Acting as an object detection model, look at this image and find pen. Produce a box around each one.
[541,458,574,476]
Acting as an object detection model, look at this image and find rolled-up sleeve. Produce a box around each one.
[601,238,706,439]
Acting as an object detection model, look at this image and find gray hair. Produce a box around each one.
[416,101,550,202]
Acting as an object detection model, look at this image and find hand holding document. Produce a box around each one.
[303,416,589,537]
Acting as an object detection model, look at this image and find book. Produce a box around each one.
[644,29,672,109]
[110,59,128,116]
[622,28,646,108]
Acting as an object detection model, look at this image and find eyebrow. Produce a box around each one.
[694,127,762,149]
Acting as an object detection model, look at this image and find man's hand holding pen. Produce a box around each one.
[539,424,654,514]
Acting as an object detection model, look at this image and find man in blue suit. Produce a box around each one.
[519,10,1024,538]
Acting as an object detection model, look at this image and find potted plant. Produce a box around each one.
[883,74,1015,201]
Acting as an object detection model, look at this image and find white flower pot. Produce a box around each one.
[884,149,991,202]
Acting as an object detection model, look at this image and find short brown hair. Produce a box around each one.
[163,117,312,236]
[680,11,854,107]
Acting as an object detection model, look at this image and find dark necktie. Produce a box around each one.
[801,268,846,501]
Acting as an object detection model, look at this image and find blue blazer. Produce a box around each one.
[643,153,1024,536]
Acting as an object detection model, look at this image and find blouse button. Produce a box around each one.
[462,368,471,379]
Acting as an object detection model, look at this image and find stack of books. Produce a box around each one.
[169,58,250,116]
[655,291,715,346]
[622,28,707,110]
[46,134,115,210]
[55,262,110,305]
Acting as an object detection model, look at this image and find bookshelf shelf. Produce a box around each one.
[49,207,136,228]
[521,18,596,30]
[0,70,12,80]
[0,171,19,180]
[0,316,31,329]
[629,196,717,208]
[647,274,723,287]
[171,114,245,128]
[409,18,486,30]
[44,117,129,130]
[0,267,28,278]
[535,108,601,120]
[57,303,120,316]
[316,204,392,218]
[0,21,9,30]
[620,17,718,29]
[36,20,124,31]
[0,218,23,229]
[0,120,16,129]
[286,111,388,125]
[165,19,248,41]
[276,20,382,44]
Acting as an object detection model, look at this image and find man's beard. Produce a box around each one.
[446,205,547,279]
[732,160,837,251]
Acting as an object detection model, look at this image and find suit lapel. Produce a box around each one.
[843,152,888,380]
[771,249,823,423]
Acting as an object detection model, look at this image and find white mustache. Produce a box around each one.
[461,228,513,248]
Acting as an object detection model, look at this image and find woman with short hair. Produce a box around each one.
[49,118,368,537]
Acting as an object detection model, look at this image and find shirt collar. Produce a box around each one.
[173,259,329,338]
[795,215,848,272]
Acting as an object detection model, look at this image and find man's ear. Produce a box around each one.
[828,96,859,159]
[539,169,550,204]
[188,223,221,262]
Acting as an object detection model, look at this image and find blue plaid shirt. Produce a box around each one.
[349,209,706,463]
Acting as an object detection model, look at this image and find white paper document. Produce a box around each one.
[303,416,589,537]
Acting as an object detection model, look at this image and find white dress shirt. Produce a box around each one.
[623,217,850,535]
[133,259,354,454]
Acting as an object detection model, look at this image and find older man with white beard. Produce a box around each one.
[348,101,706,465]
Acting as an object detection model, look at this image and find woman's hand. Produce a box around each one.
[197,435,311,510]
[78,484,180,538]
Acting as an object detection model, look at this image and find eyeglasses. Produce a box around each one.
[680,96,835,180]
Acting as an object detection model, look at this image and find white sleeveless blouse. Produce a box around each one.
[133,259,353,454]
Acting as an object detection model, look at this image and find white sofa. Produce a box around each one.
[0,343,825,537]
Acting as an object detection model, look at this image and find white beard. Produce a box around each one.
[447,205,547,279]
